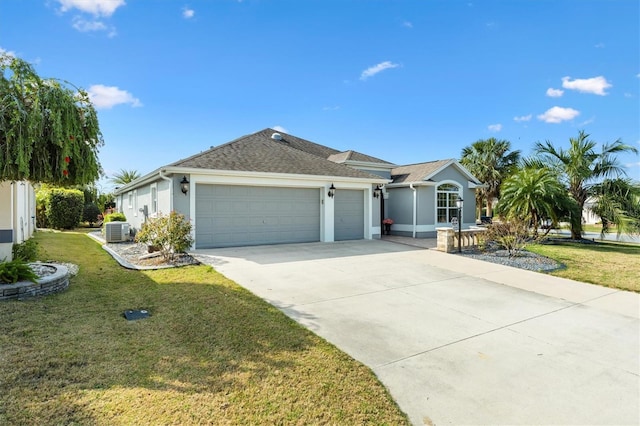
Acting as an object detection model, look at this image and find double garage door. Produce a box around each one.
[196,184,364,249]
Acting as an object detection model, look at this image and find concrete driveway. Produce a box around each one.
[193,240,640,425]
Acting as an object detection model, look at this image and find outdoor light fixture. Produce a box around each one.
[456,196,463,253]
[373,185,382,199]
[180,176,190,195]
[328,183,336,198]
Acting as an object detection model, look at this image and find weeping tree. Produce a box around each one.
[0,53,103,185]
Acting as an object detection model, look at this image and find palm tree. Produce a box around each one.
[460,138,520,218]
[496,166,577,236]
[109,169,141,185]
[534,130,638,239]
[590,178,640,236]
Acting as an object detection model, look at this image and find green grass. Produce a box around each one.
[527,240,640,292]
[0,232,408,425]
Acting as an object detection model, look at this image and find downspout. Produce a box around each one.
[410,183,417,238]
[159,169,173,212]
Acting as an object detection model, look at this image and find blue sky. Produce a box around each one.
[1,0,638,190]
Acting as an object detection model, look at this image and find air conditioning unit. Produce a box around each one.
[105,221,130,243]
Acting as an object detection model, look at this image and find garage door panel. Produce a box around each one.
[335,189,364,241]
[196,184,320,248]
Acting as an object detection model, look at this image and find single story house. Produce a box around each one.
[114,128,481,249]
[0,181,36,260]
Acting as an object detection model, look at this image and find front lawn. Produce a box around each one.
[527,240,640,292]
[0,232,408,425]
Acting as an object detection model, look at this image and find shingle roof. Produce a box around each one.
[391,159,454,183]
[169,128,385,180]
[327,150,393,165]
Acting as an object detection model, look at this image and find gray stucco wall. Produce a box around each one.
[387,187,413,224]
[172,174,190,218]
[417,186,435,225]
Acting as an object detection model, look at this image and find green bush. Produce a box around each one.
[45,188,84,229]
[103,212,127,223]
[0,260,38,284]
[135,212,193,262]
[83,203,101,226]
[35,184,54,228]
[12,239,39,262]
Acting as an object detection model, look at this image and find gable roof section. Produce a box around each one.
[327,150,392,165]
[391,159,481,184]
[169,128,384,180]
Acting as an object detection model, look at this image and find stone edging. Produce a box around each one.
[0,264,69,301]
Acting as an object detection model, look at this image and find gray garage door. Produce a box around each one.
[195,184,320,248]
[334,189,364,241]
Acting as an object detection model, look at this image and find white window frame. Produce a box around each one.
[133,190,138,217]
[128,191,133,209]
[435,181,461,224]
[150,183,158,215]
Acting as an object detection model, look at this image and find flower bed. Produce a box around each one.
[0,264,70,301]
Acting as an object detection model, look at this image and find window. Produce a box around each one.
[436,183,461,223]
[128,192,133,209]
[133,190,138,216]
[151,184,158,214]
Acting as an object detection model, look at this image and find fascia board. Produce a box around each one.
[385,181,435,188]
[342,160,396,170]
[162,166,391,185]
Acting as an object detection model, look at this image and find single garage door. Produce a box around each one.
[196,184,320,248]
[334,189,364,241]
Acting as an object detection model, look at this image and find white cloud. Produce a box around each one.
[594,42,605,48]
[578,117,595,126]
[72,16,107,32]
[183,7,195,19]
[322,106,340,111]
[624,93,633,98]
[561,76,612,96]
[513,114,532,122]
[625,161,640,168]
[57,0,125,17]
[272,125,288,133]
[402,21,413,28]
[537,106,580,123]
[488,124,502,132]
[546,88,564,97]
[87,84,142,109]
[360,61,399,80]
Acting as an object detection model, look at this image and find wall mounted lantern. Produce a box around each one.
[328,183,336,198]
[373,185,382,199]
[455,196,463,252]
[180,176,190,195]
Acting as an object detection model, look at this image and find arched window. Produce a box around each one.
[436,183,461,223]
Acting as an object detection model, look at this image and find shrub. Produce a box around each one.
[103,212,127,223]
[0,260,38,284]
[83,203,101,226]
[45,188,84,229]
[12,239,39,262]
[482,219,530,257]
[135,212,193,262]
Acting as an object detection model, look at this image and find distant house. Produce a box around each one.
[0,181,36,260]
[114,128,481,249]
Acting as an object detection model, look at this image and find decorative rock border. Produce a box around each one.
[0,264,69,301]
